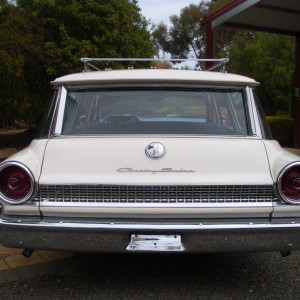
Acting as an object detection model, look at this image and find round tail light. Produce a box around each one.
[0,162,35,204]
[277,162,300,204]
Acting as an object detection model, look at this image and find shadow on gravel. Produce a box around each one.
[1,252,300,299]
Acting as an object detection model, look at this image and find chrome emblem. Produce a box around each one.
[145,142,165,159]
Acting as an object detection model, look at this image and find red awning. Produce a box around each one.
[201,0,300,36]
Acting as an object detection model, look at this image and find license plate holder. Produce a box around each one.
[126,234,185,252]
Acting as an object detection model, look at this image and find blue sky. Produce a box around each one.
[138,0,201,27]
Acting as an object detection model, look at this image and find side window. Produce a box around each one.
[213,91,247,134]
[230,92,247,132]
[39,89,58,138]
[62,93,79,132]
[253,90,272,139]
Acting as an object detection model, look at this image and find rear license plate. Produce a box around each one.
[126,234,186,252]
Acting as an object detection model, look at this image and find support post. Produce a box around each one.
[294,35,300,149]
[205,22,214,70]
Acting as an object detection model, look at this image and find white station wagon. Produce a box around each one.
[1,58,300,256]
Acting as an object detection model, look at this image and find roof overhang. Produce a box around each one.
[201,0,300,36]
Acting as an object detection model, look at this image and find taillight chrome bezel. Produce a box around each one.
[0,161,36,205]
[277,162,300,204]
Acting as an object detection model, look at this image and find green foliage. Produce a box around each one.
[266,116,294,147]
[0,1,32,126]
[208,0,233,11]
[0,0,156,127]
[228,33,295,115]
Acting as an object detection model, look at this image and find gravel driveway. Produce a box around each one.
[1,251,300,299]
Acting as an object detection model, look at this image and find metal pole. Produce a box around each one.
[293,35,300,148]
[205,22,214,70]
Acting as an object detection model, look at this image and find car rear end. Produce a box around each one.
[1,68,300,254]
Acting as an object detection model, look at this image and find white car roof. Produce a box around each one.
[52,69,259,87]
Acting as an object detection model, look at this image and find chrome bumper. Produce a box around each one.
[1,217,300,253]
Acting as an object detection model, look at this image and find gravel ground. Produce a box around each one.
[1,251,300,300]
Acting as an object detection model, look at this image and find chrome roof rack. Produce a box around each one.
[81,58,229,72]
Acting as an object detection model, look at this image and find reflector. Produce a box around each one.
[293,178,300,190]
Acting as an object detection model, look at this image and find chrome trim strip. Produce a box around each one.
[245,86,262,138]
[51,134,258,139]
[54,86,67,135]
[48,88,62,137]
[38,202,273,208]
[1,217,300,230]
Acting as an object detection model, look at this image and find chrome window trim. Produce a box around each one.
[54,86,67,135]
[52,85,259,137]
[245,86,262,138]
[52,134,261,139]
[58,85,252,137]
[251,90,272,140]
[48,87,62,137]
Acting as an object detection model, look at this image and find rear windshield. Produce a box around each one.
[61,88,248,135]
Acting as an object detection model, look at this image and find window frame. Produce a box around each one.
[50,84,258,137]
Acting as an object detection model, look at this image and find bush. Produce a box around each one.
[266,116,294,147]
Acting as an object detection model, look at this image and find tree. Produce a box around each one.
[153,2,209,59]
[229,32,295,115]
[0,0,33,126]
[152,0,234,59]
[0,0,156,127]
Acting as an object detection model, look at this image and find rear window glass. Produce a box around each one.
[61,88,248,135]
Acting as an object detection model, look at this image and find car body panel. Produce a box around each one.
[263,140,300,181]
[52,69,259,87]
[40,137,272,185]
[37,136,274,219]
[3,139,48,181]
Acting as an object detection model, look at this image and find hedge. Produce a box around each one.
[266,116,294,147]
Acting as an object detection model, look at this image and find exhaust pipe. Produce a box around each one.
[22,249,34,258]
[280,251,291,257]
